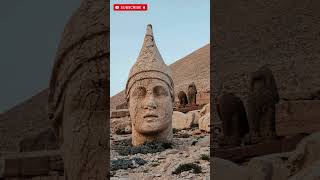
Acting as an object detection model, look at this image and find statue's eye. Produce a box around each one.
[153,86,168,97]
[132,87,146,98]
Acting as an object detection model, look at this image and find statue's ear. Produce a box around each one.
[50,101,64,146]
[126,98,130,108]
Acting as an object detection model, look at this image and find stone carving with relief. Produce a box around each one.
[126,24,174,146]
[247,65,279,144]
[48,0,108,179]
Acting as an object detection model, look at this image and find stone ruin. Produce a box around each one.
[187,82,197,106]
[214,64,320,173]
[176,82,199,108]
[247,65,279,144]
[18,128,59,152]
[216,92,249,147]
[215,66,279,147]
[177,90,188,107]
[125,24,174,146]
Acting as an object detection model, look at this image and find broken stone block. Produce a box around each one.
[111,109,130,118]
[172,111,194,130]
[276,100,320,136]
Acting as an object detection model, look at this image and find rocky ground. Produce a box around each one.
[110,127,210,180]
[213,132,320,180]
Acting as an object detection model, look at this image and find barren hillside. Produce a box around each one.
[0,89,50,151]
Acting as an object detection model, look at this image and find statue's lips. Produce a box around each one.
[143,114,158,118]
[143,114,158,121]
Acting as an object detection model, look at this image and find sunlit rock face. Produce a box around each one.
[48,0,109,179]
[126,25,174,146]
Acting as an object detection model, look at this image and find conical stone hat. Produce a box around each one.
[126,24,174,100]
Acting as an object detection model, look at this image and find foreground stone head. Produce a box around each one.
[126,24,174,146]
[48,0,108,179]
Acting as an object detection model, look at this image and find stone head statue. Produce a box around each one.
[48,0,108,179]
[126,24,174,146]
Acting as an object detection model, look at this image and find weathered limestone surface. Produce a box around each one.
[111,116,131,134]
[213,132,320,180]
[0,90,50,152]
[187,110,201,125]
[172,111,194,130]
[199,113,210,133]
[18,128,58,152]
[126,25,174,146]
[196,92,210,106]
[247,66,279,143]
[199,104,210,132]
[200,103,210,116]
[48,0,109,179]
[212,158,248,180]
[111,109,129,118]
[276,100,320,136]
[212,0,320,127]
[216,93,248,147]
[0,150,62,178]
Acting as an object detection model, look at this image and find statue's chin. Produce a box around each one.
[137,121,169,135]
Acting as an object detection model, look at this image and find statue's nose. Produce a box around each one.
[143,95,157,110]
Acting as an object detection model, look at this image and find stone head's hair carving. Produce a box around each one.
[47,4,109,140]
[125,24,174,103]
[47,1,109,179]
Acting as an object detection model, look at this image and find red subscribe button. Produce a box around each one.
[114,4,148,11]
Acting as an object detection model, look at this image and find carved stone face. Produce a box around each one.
[129,79,173,135]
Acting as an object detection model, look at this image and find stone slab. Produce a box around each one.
[214,135,305,162]
[111,109,130,118]
[276,100,320,136]
[116,102,128,110]
[173,105,204,113]
[0,150,63,178]
[196,92,210,105]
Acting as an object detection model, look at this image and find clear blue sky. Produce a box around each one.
[110,0,210,96]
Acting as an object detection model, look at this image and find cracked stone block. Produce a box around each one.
[276,100,320,136]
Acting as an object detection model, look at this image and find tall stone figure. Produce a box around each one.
[187,82,197,105]
[247,65,279,143]
[48,0,109,179]
[178,91,188,107]
[216,93,249,147]
[126,24,174,146]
